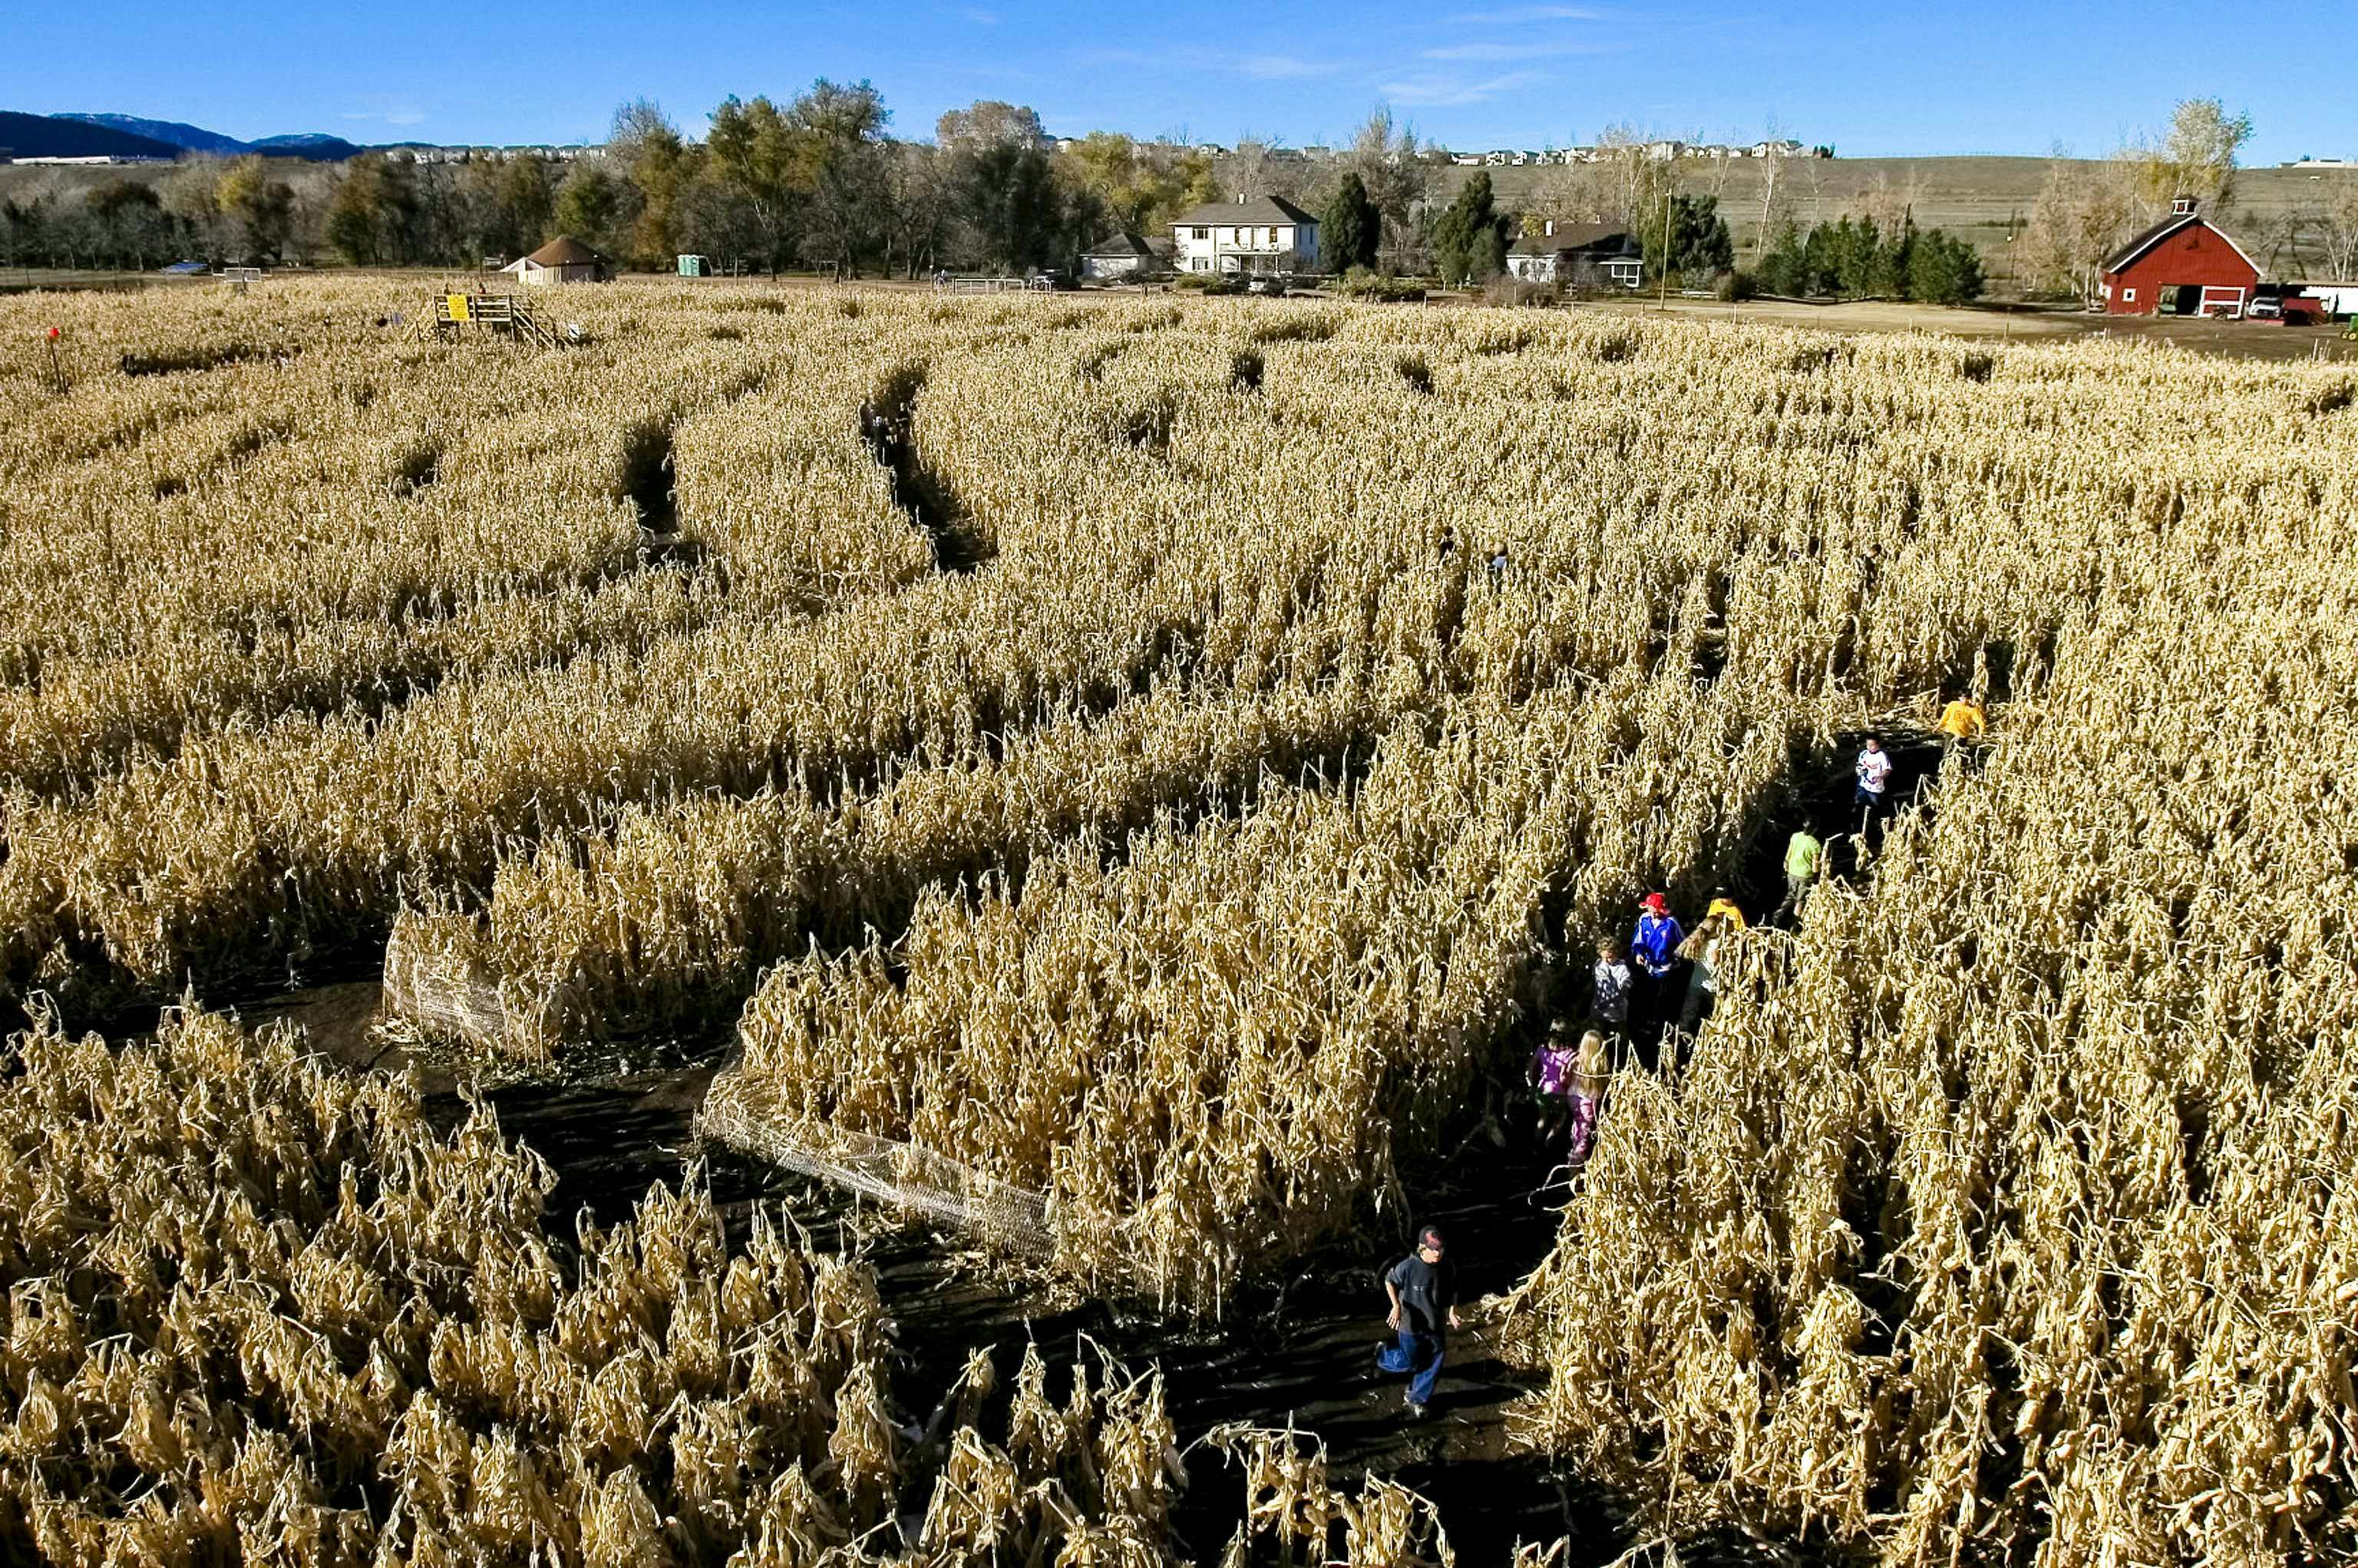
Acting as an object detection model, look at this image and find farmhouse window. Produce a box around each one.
[2123,289,2135,302]
[1192,227,1208,240]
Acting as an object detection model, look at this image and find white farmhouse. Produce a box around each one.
[1171,196,1321,277]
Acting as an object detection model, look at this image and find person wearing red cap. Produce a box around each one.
[1629,893,1685,1061]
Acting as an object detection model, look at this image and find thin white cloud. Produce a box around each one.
[1238,53,1335,78]
[340,99,426,127]
[1376,69,1550,107]
[962,7,998,21]
[1448,5,1606,21]
[1422,39,1610,60]
[1083,45,1349,78]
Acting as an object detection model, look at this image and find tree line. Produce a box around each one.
[8,90,2326,309]
[1752,216,1985,305]
[2013,97,2358,303]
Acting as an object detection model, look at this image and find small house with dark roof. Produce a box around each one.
[502,235,609,286]
[1081,229,1170,282]
[2097,199,2258,317]
[1506,220,1644,289]
[1171,196,1320,276]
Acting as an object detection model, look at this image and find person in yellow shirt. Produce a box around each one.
[1939,696,1986,745]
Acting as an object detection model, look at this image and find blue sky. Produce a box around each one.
[12,2,2352,162]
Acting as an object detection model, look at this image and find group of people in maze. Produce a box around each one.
[1376,698,1989,1419]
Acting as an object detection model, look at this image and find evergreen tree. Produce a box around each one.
[1320,172,1379,272]
[1907,229,1986,304]
[1432,172,1506,286]
[1640,193,1735,286]
[1755,217,1805,295]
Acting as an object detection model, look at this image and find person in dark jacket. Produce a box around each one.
[1376,1225,1458,1418]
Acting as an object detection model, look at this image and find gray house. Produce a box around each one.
[1505,220,1643,290]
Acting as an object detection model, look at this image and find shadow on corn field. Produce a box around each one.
[864,368,995,575]
[224,710,1967,1568]
[230,975,1827,1566]
[1705,725,1948,937]
[467,1065,1805,1564]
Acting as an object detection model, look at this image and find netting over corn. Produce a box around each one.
[380,908,570,1060]
[697,1065,1052,1244]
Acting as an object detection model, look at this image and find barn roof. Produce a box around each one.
[523,235,603,267]
[2102,213,2258,278]
[1171,195,1319,228]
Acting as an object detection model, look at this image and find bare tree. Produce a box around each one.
[2244,207,2310,278]
[2316,174,2358,282]
[2135,97,2254,210]
[1342,107,1425,264]
[1226,136,1301,203]
[1754,127,1787,262]
[2019,145,2138,303]
[936,102,1047,153]
[1851,170,1922,236]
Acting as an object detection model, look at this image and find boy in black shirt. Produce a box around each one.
[1376,1224,1459,1418]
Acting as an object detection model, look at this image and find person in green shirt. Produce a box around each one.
[1782,830,1822,916]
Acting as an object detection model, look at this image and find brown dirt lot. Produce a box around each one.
[1578,295,2358,363]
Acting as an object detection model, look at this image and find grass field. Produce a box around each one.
[3,277,2356,1565]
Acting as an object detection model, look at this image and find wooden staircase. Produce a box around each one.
[419,292,562,347]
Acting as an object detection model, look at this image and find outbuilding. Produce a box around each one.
[2097,199,2259,318]
[503,236,609,286]
[1081,230,1168,282]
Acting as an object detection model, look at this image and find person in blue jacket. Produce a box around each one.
[1630,893,1686,1060]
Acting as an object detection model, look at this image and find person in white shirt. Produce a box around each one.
[1855,737,1893,829]
[1590,937,1633,1036]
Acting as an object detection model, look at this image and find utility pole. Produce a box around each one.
[1658,179,1672,312]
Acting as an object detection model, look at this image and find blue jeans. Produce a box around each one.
[1378,1325,1445,1407]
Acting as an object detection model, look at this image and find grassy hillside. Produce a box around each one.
[1451,155,2338,279]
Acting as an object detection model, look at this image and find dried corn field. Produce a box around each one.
[4,277,2356,1565]
[1,1004,1446,1564]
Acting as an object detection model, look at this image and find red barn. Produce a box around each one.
[2098,199,2260,317]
